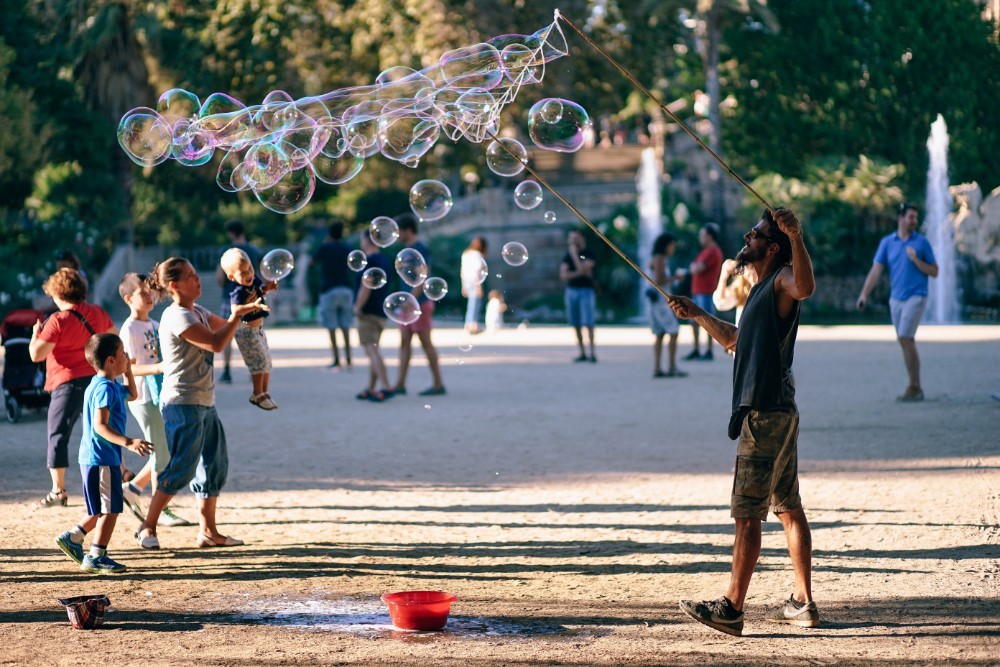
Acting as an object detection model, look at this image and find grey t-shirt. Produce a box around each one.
[159,303,215,407]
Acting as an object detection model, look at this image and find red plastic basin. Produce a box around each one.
[380,591,458,631]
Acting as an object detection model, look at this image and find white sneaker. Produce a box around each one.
[135,528,160,549]
[122,483,145,521]
[158,506,193,527]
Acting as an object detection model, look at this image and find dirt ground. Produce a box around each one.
[1,323,998,666]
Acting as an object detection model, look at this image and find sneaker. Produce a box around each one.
[418,386,446,396]
[80,553,127,574]
[159,506,193,527]
[55,532,84,565]
[701,349,714,361]
[678,596,744,637]
[589,355,597,363]
[122,482,145,521]
[765,595,820,627]
[220,369,232,384]
[573,354,589,363]
[135,528,160,550]
[897,387,924,402]
[684,350,702,361]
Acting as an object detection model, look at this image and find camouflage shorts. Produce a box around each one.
[731,409,802,520]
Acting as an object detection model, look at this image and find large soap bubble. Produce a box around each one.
[383,291,422,325]
[260,249,295,281]
[370,216,400,248]
[486,138,527,177]
[117,109,172,167]
[409,180,453,221]
[528,98,592,153]
[513,180,543,209]
[394,248,429,288]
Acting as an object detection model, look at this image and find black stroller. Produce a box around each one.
[1,308,50,423]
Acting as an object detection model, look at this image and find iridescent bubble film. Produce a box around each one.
[544,210,557,224]
[117,20,570,214]
[528,98,592,153]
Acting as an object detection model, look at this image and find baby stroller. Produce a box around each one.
[1,308,50,423]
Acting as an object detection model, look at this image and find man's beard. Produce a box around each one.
[734,244,765,276]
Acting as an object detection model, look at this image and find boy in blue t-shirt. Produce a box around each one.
[55,333,153,574]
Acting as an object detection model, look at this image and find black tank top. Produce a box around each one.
[728,266,800,439]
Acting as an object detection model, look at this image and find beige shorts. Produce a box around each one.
[357,313,385,346]
[731,409,802,520]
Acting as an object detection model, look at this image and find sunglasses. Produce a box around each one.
[747,227,773,243]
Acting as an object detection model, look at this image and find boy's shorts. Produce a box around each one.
[81,465,123,516]
[128,400,170,473]
[731,409,802,520]
[234,324,272,374]
[357,313,385,345]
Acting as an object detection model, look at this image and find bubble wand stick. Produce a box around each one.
[554,10,775,216]
[484,128,672,301]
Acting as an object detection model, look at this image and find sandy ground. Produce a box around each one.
[1,323,998,666]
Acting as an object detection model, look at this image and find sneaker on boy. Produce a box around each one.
[55,531,85,565]
[678,596,744,637]
[159,506,194,527]
[80,553,127,574]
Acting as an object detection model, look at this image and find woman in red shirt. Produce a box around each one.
[29,268,116,507]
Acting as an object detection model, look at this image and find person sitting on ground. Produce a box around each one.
[55,333,153,574]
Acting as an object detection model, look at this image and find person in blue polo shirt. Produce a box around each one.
[856,202,939,401]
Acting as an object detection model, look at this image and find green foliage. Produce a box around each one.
[744,154,905,275]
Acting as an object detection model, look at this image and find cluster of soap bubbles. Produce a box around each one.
[117,20,573,215]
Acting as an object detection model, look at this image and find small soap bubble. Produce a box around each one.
[409,179,453,221]
[395,248,429,288]
[423,277,449,301]
[458,342,473,352]
[544,210,557,224]
[362,267,387,289]
[513,180,543,209]
[369,216,400,248]
[486,138,527,177]
[347,250,368,272]
[383,291,422,325]
[501,242,529,266]
[260,249,295,281]
[539,98,564,123]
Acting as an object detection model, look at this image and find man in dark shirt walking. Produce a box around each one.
[313,220,354,369]
[667,207,818,637]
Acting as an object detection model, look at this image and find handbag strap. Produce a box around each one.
[66,309,97,335]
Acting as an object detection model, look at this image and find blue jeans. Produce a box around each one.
[564,287,596,328]
[158,404,228,498]
[692,293,715,316]
[464,286,482,328]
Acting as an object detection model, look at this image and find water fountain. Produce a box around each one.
[635,148,662,319]
[924,114,960,323]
